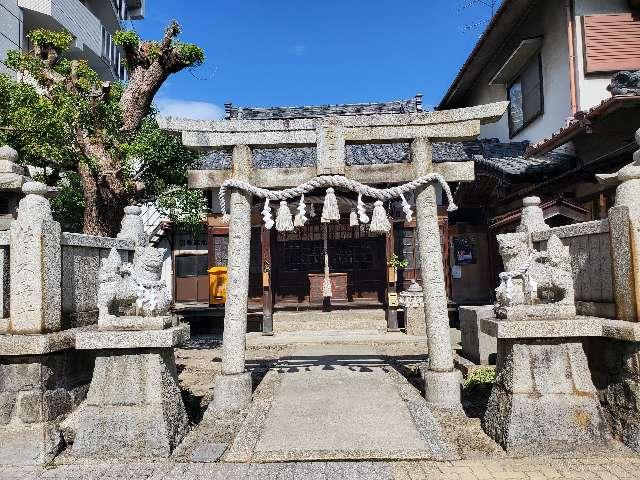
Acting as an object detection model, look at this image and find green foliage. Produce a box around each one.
[464,366,496,390]
[146,42,161,63]
[0,27,207,232]
[157,186,208,236]
[27,29,74,51]
[49,172,85,233]
[113,30,140,51]
[124,117,200,198]
[174,42,205,66]
[389,254,409,270]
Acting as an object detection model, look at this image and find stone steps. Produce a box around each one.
[272,309,387,334]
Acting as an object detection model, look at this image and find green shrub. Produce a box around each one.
[464,366,496,389]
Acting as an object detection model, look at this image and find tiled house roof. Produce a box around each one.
[225,96,423,120]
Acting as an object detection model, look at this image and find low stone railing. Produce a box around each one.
[0,219,137,333]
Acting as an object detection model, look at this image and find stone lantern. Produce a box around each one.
[398,281,427,336]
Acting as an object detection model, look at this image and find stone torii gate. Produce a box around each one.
[160,101,508,413]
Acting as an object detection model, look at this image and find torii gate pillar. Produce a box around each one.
[413,138,461,408]
[211,145,253,414]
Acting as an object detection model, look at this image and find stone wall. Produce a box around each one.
[0,350,94,464]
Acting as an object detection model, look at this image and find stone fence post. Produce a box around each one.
[597,127,640,322]
[8,182,61,334]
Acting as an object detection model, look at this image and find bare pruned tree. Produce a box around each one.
[458,0,501,33]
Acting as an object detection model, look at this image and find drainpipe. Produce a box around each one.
[566,0,579,115]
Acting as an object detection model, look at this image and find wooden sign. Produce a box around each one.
[388,292,399,307]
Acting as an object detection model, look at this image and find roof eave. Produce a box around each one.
[525,95,640,157]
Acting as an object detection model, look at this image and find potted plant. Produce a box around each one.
[388,254,409,285]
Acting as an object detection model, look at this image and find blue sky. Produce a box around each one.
[133,1,501,119]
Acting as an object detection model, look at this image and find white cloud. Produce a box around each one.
[155,97,224,120]
[289,44,306,56]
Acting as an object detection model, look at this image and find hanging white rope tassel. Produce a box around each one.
[349,209,359,227]
[321,187,340,223]
[370,200,391,234]
[322,223,332,298]
[294,194,308,227]
[309,203,316,218]
[275,200,294,232]
[262,199,274,230]
[400,193,413,222]
[357,193,369,224]
[218,174,458,228]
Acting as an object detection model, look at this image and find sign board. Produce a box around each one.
[388,292,399,307]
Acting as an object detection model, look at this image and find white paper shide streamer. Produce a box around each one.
[357,193,369,224]
[261,199,274,230]
[294,194,308,227]
[400,193,413,222]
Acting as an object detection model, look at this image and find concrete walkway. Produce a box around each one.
[224,344,455,462]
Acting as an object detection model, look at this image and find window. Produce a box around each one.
[175,255,208,277]
[508,54,543,137]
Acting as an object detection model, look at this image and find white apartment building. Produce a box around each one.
[0,0,144,81]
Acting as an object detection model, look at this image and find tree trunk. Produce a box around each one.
[78,163,129,237]
[76,135,131,237]
[120,63,169,133]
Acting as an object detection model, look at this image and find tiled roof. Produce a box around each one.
[197,138,572,178]
[225,96,423,120]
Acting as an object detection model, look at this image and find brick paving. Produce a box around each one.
[1,456,640,480]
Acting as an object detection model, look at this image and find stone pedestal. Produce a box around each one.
[482,335,610,454]
[399,282,427,336]
[460,305,497,365]
[0,329,92,465]
[210,372,253,415]
[73,324,190,458]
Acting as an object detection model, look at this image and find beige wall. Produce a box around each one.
[469,0,572,144]
[465,0,633,145]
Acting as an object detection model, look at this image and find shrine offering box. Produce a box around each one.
[308,273,348,303]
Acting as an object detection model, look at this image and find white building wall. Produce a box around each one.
[468,0,572,143]
[573,0,631,111]
[0,0,23,76]
[18,0,103,54]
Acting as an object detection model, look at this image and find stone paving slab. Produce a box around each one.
[225,344,455,462]
[4,456,640,480]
